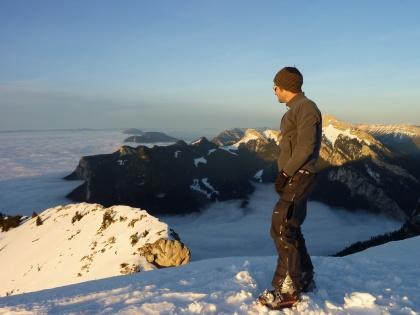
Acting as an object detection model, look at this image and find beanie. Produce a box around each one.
[273,67,303,93]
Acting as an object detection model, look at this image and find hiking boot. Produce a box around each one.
[301,270,316,293]
[256,289,299,310]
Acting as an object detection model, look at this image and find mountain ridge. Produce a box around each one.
[64,115,420,220]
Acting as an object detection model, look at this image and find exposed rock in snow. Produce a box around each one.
[141,238,190,268]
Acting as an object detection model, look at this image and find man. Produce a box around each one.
[257,66,322,310]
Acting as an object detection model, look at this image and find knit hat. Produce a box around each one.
[273,67,303,93]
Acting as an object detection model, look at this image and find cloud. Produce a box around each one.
[163,184,402,261]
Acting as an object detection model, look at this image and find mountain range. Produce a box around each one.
[64,115,420,221]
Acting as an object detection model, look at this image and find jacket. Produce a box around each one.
[277,92,322,176]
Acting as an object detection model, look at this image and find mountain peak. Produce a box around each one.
[323,114,339,124]
[190,137,218,149]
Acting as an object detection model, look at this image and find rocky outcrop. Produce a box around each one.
[139,239,191,268]
[325,166,408,220]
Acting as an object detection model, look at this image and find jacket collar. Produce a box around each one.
[286,92,305,108]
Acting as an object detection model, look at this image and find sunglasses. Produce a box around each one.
[273,85,278,91]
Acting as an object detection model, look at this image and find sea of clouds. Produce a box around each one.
[0,129,401,261]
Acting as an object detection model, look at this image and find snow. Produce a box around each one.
[263,130,279,142]
[202,178,219,195]
[365,163,380,184]
[190,179,212,198]
[0,204,173,296]
[189,178,219,198]
[322,125,369,148]
[232,132,260,148]
[0,236,419,314]
[359,124,420,138]
[194,157,207,167]
[219,145,238,155]
[254,169,263,182]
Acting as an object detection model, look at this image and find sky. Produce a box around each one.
[1,1,420,132]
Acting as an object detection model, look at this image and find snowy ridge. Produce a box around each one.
[0,203,175,297]
[322,115,374,148]
[231,129,266,148]
[212,128,280,147]
[358,123,420,138]
[263,129,281,143]
[1,236,419,314]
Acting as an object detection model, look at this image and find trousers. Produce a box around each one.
[270,170,316,291]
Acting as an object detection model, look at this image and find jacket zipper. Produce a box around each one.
[288,136,293,155]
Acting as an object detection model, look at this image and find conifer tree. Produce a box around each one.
[36,216,43,226]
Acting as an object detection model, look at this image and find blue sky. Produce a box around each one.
[1,1,420,132]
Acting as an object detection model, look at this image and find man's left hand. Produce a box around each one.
[275,172,289,194]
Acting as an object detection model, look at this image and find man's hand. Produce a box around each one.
[275,171,289,194]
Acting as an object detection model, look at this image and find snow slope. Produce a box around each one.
[1,236,419,314]
[0,203,179,297]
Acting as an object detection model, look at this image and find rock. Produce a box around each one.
[140,238,191,268]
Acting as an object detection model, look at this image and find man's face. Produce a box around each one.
[273,85,285,103]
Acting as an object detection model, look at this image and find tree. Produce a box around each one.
[36,216,43,226]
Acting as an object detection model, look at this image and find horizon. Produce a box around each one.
[1,115,420,134]
[1,1,420,131]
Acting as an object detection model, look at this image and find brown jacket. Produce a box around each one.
[277,92,322,176]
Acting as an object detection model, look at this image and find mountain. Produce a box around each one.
[64,138,260,215]
[0,203,190,297]
[357,122,420,158]
[312,115,420,220]
[211,116,420,220]
[1,235,419,314]
[124,131,179,143]
[122,128,145,135]
[211,127,279,146]
[65,115,420,220]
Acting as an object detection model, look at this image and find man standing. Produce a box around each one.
[257,66,322,310]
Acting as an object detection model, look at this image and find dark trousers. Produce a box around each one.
[270,171,316,292]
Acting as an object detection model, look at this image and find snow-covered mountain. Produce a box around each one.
[321,114,393,165]
[357,122,420,158]
[0,203,189,297]
[211,127,280,147]
[210,117,420,220]
[315,115,419,220]
[1,234,419,314]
